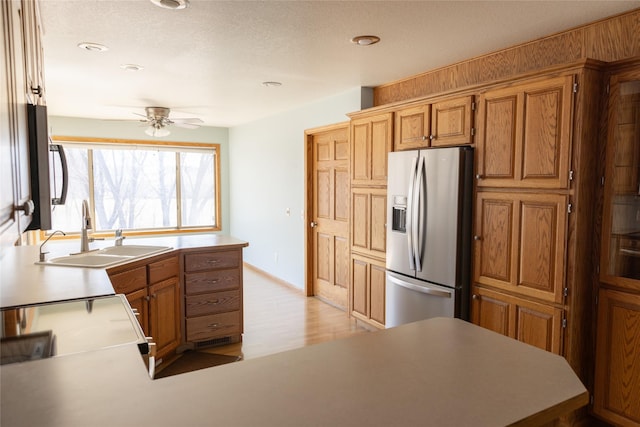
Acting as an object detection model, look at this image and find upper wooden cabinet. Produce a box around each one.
[351,112,393,186]
[473,191,568,304]
[600,67,640,290]
[394,95,474,151]
[475,75,574,189]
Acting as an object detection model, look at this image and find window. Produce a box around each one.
[49,137,220,235]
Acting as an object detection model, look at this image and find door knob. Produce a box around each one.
[310,221,317,228]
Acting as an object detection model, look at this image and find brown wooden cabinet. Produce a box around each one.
[593,288,640,425]
[473,191,568,304]
[351,187,386,260]
[594,63,640,427]
[183,248,243,347]
[475,75,573,189]
[351,253,385,327]
[394,95,474,151]
[348,110,392,328]
[108,255,180,362]
[471,285,563,354]
[350,112,393,186]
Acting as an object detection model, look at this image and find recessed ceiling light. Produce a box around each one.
[77,42,109,52]
[350,35,381,46]
[262,81,282,87]
[120,64,144,72]
[150,0,189,10]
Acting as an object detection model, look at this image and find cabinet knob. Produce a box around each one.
[15,200,35,216]
[475,174,483,180]
[310,221,318,228]
[472,294,479,300]
[473,235,482,241]
[421,135,427,141]
[429,134,435,141]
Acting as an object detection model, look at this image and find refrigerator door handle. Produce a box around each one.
[413,155,425,272]
[387,274,452,298]
[406,156,418,271]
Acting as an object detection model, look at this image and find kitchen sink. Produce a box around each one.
[96,245,172,257]
[36,245,173,268]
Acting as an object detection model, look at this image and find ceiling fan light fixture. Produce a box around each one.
[350,35,380,46]
[77,42,109,52]
[145,126,170,137]
[150,0,189,10]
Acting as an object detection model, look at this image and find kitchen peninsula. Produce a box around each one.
[1,236,587,426]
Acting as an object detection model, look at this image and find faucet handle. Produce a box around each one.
[115,229,122,237]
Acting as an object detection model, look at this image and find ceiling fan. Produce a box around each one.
[136,107,204,137]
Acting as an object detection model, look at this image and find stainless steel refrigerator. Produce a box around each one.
[385,146,473,328]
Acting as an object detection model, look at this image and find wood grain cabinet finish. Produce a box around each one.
[593,288,640,426]
[108,255,180,362]
[471,285,563,355]
[183,248,243,346]
[350,112,393,186]
[474,191,568,304]
[595,64,640,427]
[475,75,573,189]
[394,95,474,151]
[351,253,385,327]
[351,187,387,260]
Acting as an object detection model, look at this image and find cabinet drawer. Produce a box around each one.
[109,266,147,294]
[186,311,241,342]
[185,290,240,317]
[184,250,240,272]
[148,255,178,284]
[185,268,240,294]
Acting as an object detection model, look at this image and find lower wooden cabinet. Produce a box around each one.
[183,247,244,347]
[108,254,180,362]
[471,285,563,354]
[593,287,640,426]
[351,253,385,328]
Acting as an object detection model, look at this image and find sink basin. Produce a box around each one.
[36,245,173,268]
[42,254,133,268]
[96,245,171,257]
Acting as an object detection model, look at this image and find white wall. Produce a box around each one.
[47,116,231,233]
[229,87,371,289]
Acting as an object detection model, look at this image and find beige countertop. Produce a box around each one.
[0,233,248,309]
[0,317,588,426]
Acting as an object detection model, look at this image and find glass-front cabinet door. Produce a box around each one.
[601,67,640,290]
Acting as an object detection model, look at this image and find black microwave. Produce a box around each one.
[26,104,67,231]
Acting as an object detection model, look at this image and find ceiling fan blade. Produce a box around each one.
[173,122,201,129]
[171,117,204,124]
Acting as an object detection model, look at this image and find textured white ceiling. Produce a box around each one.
[39,1,639,127]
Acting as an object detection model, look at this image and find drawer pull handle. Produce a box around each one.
[207,323,221,329]
[206,260,219,264]
[207,279,218,284]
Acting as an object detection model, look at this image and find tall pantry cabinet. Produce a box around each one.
[348,112,392,328]
[593,61,640,427]
[470,62,604,403]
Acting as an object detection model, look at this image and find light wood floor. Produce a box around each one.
[202,265,369,360]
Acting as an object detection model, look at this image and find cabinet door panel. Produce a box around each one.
[369,262,386,325]
[394,104,430,151]
[371,117,392,183]
[350,112,392,186]
[185,268,240,294]
[149,277,180,360]
[351,188,386,259]
[126,287,149,336]
[351,121,369,183]
[184,250,240,272]
[471,285,563,354]
[594,288,640,425]
[351,257,368,318]
[185,290,240,317]
[186,311,241,342]
[148,255,178,284]
[474,192,567,304]
[477,75,573,189]
[109,266,147,294]
[431,95,474,147]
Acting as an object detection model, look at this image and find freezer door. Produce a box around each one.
[386,150,420,277]
[385,271,456,328]
[415,147,463,287]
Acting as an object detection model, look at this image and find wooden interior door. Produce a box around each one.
[307,124,350,310]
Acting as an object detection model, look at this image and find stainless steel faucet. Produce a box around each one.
[39,230,66,262]
[80,199,92,253]
[114,229,125,246]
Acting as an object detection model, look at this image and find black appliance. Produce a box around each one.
[26,104,67,230]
